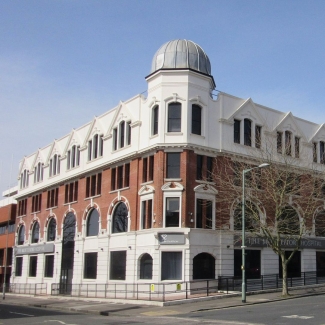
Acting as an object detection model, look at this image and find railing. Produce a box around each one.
[218,271,325,293]
[51,279,220,302]
[0,283,47,295]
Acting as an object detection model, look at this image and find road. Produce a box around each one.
[0,294,325,324]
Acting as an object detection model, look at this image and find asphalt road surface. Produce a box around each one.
[1,294,325,324]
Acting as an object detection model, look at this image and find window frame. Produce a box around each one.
[84,252,98,279]
[191,104,202,135]
[44,255,54,278]
[167,102,181,132]
[166,152,181,179]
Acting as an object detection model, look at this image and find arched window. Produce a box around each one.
[67,145,80,170]
[233,203,259,231]
[31,222,40,244]
[63,212,76,244]
[49,154,60,177]
[278,206,300,235]
[244,118,252,146]
[152,105,159,135]
[191,104,202,135]
[193,253,215,279]
[20,169,29,189]
[34,162,44,183]
[139,253,153,279]
[18,225,25,245]
[86,209,99,237]
[47,218,56,242]
[88,134,103,161]
[315,211,325,237]
[112,202,128,233]
[168,102,181,132]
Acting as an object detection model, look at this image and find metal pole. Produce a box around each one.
[241,169,246,303]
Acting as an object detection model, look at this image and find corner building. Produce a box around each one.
[12,40,325,292]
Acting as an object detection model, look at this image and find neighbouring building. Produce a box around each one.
[11,40,325,294]
[0,187,17,286]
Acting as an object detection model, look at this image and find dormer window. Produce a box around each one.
[285,131,292,156]
[234,119,240,144]
[244,119,252,146]
[321,141,325,164]
[168,103,181,132]
[295,137,300,158]
[67,145,80,169]
[113,121,131,151]
[34,162,44,183]
[20,169,29,189]
[49,154,60,177]
[88,134,103,161]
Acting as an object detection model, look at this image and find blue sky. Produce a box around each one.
[1,0,325,195]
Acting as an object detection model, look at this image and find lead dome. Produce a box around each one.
[150,40,212,76]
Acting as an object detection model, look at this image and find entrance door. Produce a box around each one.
[60,213,76,294]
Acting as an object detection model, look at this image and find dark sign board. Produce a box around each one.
[15,243,55,255]
[158,233,185,245]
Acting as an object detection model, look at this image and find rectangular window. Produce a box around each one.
[141,199,153,229]
[165,197,180,227]
[313,142,318,163]
[196,199,213,229]
[18,199,27,216]
[285,131,292,156]
[233,161,241,187]
[111,164,130,190]
[168,103,181,132]
[127,122,131,146]
[65,181,78,204]
[113,128,117,151]
[44,255,54,278]
[207,156,213,182]
[31,194,42,213]
[166,153,180,178]
[295,137,300,158]
[321,141,325,164]
[153,106,159,135]
[29,256,37,277]
[277,132,283,153]
[6,248,12,265]
[15,257,23,276]
[196,155,203,180]
[142,156,154,183]
[191,104,202,135]
[161,252,182,280]
[86,173,102,198]
[255,125,261,149]
[47,188,58,209]
[244,119,252,146]
[110,251,126,280]
[0,249,4,265]
[84,252,98,279]
[234,119,240,144]
[88,140,92,161]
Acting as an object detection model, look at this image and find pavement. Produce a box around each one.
[1,284,325,317]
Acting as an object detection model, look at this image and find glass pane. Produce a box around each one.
[87,209,99,236]
[161,252,182,280]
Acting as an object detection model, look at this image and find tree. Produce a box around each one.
[213,139,325,296]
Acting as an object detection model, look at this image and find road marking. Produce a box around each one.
[154,316,265,324]
[9,311,34,317]
[45,321,78,325]
[283,315,314,319]
[142,310,180,316]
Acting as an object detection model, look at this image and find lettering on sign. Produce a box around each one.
[15,243,55,255]
[158,233,185,245]
[234,235,325,249]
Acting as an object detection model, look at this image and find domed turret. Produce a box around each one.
[150,40,212,76]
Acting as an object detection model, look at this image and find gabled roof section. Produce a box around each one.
[309,123,325,142]
[45,140,63,165]
[106,101,136,137]
[82,116,105,148]
[18,157,31,175]
[30,149,45,171]
[226,98,266,127]
[273,112,308,142]
[63,129,82,156]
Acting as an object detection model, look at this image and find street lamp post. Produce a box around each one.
[242,163,270,303]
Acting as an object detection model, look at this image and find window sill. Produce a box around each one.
[190,133,205,138]
[17,214,26,218]
[45,206,58,211]
[165,132,183,136]
[149,134,159,139]
[140,180,154,186]
[87,156,103,164]
[109,187,130,194]
[63,201,78,206]
[164,178,182,182]
[112,144,131,153]
[85,194,101,200]
[66,165,80,172]
[195,180,215,185]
